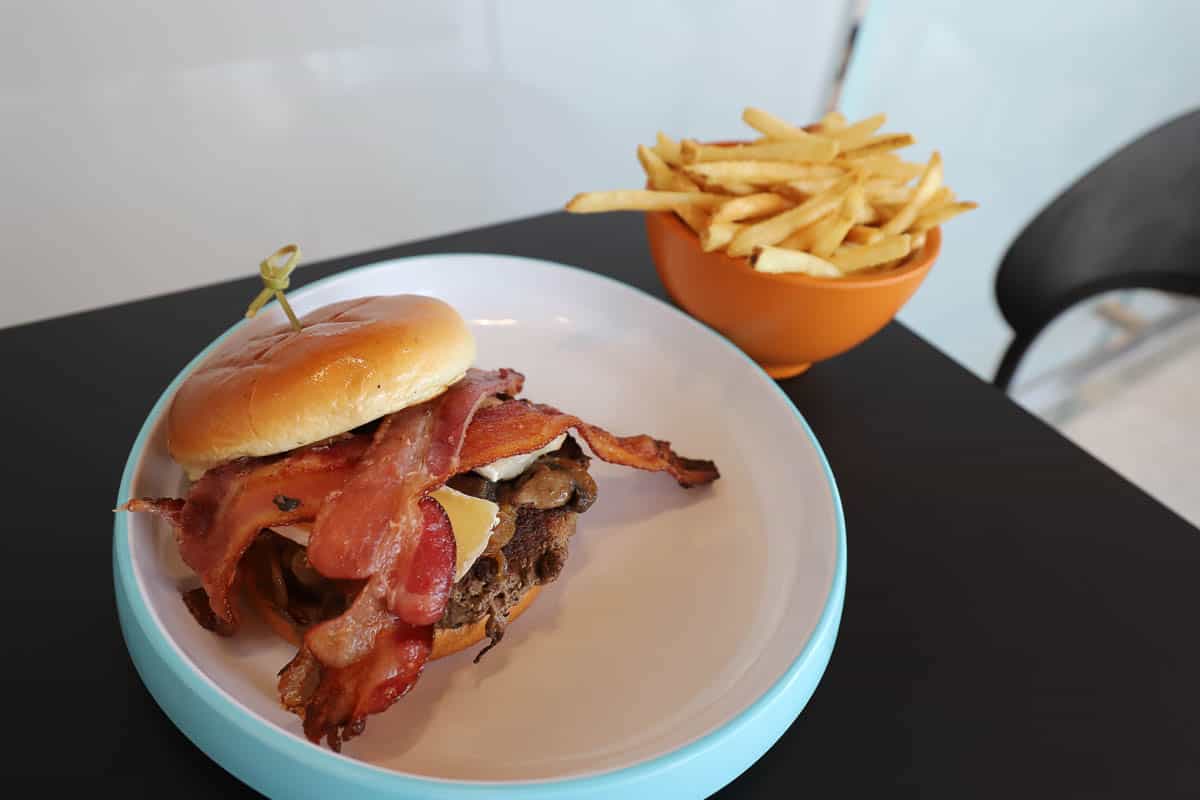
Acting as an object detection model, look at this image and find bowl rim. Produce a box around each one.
[649,209,941,291]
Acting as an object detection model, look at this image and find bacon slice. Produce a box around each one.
[124,497,186,526]
[286,370,521,746]
[122,436,369,626]
[279,620,431,752]
[278,498,449,750]
[459,400,720,488]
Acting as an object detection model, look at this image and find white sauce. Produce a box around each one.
[471,433,567,482]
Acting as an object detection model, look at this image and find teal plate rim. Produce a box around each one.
[112,254,847,800]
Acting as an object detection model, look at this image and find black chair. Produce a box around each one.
[993,108,1200,391]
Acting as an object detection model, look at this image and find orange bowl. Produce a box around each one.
[645,211,941,378]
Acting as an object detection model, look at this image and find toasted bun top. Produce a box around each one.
[168,295,475,477]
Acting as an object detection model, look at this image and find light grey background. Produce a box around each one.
[0,1,850,328]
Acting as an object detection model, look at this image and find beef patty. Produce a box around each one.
[439,435,596,631]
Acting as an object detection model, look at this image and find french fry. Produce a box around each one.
[813,110,848,132]
[782,164,846,179]
[811,186,861,257]
[910,201,978,233]
[856,205,881,224]
[778,177,840,199]
[841,154,924,181]
[843,133,917,157]
[701,222,742,252]
[712,192,794,224]
[682,137,838,164]
[779,214,839,251]
[638,145,697,191]
[674,206,709,233]
[864,179,915,205]
[727,175,856,257]
[635,145,709,232]
[871,201,904,222]
[845,184,875,223]
[717,181,759,195]
[565,190,725,213]
[654,132,684,166]
[826,113,887,149]
[927,186,956,207]
[811,213,856,258]
[830,234,912,272]
[632,148,707,232]
[778,229,816,251]
[684,160,841,185]
[742,107,828,143]
[910,232,927,252]
[845,225,884,245]
[882,151,943,235]
[753,246,842,277]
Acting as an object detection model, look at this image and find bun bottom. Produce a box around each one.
[430,584,542,660]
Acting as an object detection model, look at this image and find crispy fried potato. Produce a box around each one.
[927,186,956,207]
[777,177,840,199]
[682,137,838,164]
[638,145,697,191]
[632,147,707,231]
[701,221,742,252]
[727,175,856,257]
[830,235,912,272]
[881,151,943,235]
[864,178,915,205]
[845,184,875,223]
[742,107,823,141]
[712,192,794,224]
[810,187,861,257]
[778,231,813,251]
[843,133,917,157]
[911,201,978,233]
[811,212,857,258]
[813,110,848,132]
[825,113,887,149]
[845,225,885,245]
[566,190,725,213]
[780,214,837,251]
[635,146,707,232]
[717,181,759,195]
[753,246,842,276]
[674,206,709,233]
[684,160,840,185]
[653,132,683,166]
[841,154,924,181]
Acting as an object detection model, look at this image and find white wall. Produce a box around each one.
[0,1,849,328]
[840,0,1200,382]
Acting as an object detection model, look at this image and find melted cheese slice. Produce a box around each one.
[430,485,501,580]
[271,485,500,582]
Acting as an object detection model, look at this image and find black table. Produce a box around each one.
[4,212,1198,797]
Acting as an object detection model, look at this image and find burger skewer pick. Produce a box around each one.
[245,243,303,332]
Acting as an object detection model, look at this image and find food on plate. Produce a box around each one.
[565,107,977,277]
[121,294,719,750]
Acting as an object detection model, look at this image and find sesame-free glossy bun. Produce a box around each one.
[430,585,541,661]
[168,295,475,477]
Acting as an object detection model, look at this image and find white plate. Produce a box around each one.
[115,253,844,797]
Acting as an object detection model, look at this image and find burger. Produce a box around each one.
[123,294,718,750]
